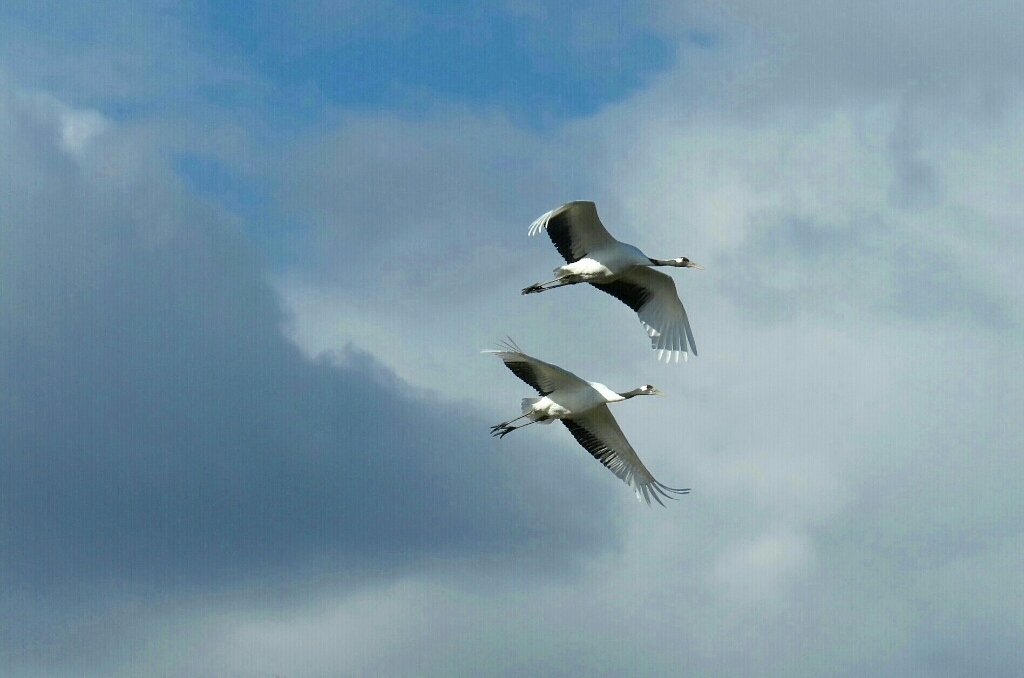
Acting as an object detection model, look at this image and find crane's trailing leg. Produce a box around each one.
[491,420,537,438]
[490,412,529,433]
[521,277,573,295]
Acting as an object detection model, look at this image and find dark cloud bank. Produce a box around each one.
[0,88,615,661]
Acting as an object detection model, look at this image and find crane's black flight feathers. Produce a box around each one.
[544,205,585,264]
[590,279,651,313]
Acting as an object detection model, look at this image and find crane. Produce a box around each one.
[522,201,702,363]
[485,340,690,506]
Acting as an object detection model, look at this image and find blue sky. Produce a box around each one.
[2,1,686,128]
[3,2,1024,677]
[176,0,681,126]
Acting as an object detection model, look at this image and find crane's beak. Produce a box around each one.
[686,261,704,270]
[651,388,666,397]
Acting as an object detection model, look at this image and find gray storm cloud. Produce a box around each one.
[0,87,618,669]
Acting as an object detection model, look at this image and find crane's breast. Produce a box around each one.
[557,258,614,280]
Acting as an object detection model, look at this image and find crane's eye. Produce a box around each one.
[645,384,654,390]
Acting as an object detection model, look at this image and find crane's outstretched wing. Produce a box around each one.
[483,339,588,396]
[528,201,618,263]
[592,267,698,363]
[562,405,689,506]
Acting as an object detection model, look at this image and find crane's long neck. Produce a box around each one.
[618,388,646,399]
[648,257,674,267]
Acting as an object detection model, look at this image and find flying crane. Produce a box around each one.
[486,340,689,505]
[523,201,702,363]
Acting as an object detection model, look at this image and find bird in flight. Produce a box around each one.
[485,340,690,505]
[522,201,702,363]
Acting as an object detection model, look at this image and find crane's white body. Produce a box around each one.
[524,201,701,363]
[521,380,624,423]
[551,242,651,284]
[485,340,689,506]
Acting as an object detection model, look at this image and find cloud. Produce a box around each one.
[714,528,815,603]
[888,105,943,210]
[584,100,1021,333]
[654,0,1024,106]
[6,3,1024,677]
[0,2,245,110]
[258,42,1024,678]
[716,213,1016,330]
[268,106,638,402]
[0,85,620,673]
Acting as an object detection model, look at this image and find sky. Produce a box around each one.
[1,1,1023,676]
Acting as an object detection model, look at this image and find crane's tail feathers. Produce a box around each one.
[521,397,541,414]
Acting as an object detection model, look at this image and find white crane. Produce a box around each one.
[522,201,702,363]
[485,340,690,506]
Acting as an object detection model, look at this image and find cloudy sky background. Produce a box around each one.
[2,1,1023,676]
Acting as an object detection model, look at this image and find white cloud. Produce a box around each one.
[264,19,1024,674]
[58,106,107,153]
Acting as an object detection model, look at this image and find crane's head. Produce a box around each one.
[670,256,703,269]
[651,256,704,269]
[620,384,665,399]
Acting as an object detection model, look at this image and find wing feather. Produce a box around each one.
[562,405,689,506]
[528,201,618,263]
[483,339,588,396]
[591,268,698,363]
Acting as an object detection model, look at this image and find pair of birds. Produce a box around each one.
[487,201,702,506]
